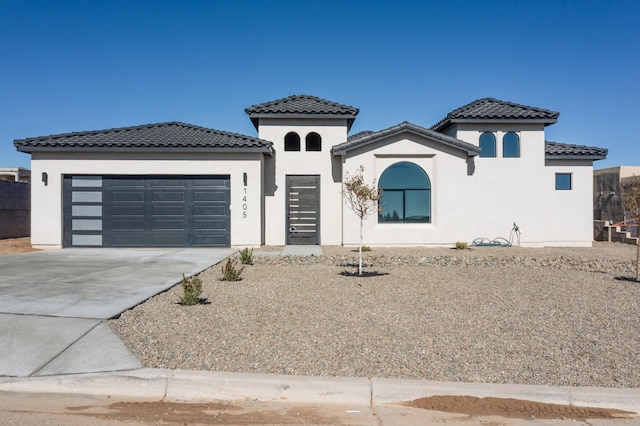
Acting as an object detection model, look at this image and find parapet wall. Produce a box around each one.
[0,180,30,239]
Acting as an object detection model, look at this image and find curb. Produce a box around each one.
[0,369,639,415]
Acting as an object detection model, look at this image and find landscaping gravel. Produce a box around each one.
[108,242,640,388]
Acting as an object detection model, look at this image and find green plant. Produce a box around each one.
[179,273,202,305]
[221,257,244,281]
[239,247,254,265]
[361,245,372,252]
[455,241,468,250]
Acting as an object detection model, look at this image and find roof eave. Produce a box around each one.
[248,113,357,131]
[449,118,558,126]
[16,146,274,156]
[546,154,607,161]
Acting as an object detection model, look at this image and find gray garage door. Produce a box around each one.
[63,175,230,247]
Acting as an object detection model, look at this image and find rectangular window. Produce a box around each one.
[555,173,572,190]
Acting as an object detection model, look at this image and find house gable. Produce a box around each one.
[332,121,481,158]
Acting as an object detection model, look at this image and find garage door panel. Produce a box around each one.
[109,233,145,246]
[151,234,186,246]
[152,191,185,201]
[193,204,227,215]
[111,191,145,201]
[72,205,102,217]
[110,204,145,215]
[152,205,185,215]
[194,190,228,201]
[151,178,185,187]
[110,218,144,230]
[65,175,230,247]
[193,218,228,229]
[151,218,185,229]
[190,232,227,245]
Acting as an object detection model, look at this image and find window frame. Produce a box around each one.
[479,132,497,158]
[305,132,322,151]
[284,132,301,151]
[555,173,572,190]
[502,132,520,158]
[378,161,431,224]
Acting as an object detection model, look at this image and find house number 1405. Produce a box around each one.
[242,187,247,218]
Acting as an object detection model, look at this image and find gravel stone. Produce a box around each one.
[108,242,640,388]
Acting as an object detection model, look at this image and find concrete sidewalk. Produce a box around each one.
[0,369,638,424]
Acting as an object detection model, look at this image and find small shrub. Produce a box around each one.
[455,241,469,250]
[179,273,202,305]
[221,257,244,281]
[361,245,372,252]
[239,247,254,265]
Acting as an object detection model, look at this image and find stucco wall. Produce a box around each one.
[543,159,594,246]
[341,134,473,246]
[0,180,30,239]
[257,118,348,245]
[30,152,264,248]
[340,123,595,247]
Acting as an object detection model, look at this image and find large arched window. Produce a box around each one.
[479,132,496,157]
[503,132,520,157]
[284,132,300,151]
[378,162,431,223]
[305,132,321,151]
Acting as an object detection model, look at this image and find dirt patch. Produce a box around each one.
[0,237,39,255]
[68,400,341,425]
[405,395,635,420]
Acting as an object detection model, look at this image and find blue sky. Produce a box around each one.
[1,0,638,170]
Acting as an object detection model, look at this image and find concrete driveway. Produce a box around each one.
[0,248,232,377]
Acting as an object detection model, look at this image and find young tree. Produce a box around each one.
[343,166,382,275]
[622,175,640,281]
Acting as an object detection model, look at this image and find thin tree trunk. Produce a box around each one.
[359,218,363,275]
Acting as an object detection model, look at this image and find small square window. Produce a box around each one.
[555,173,572,190]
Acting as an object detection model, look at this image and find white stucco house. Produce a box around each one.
[14,95,607,249]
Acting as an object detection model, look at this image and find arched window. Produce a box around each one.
[503,132,520,157]
[284,132,300,151]
[479,132,496,157]
[305,132,322,151]
[378,162,431,223]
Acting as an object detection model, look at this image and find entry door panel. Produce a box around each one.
[286,175,320,245]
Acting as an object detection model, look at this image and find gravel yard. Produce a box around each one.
[109,242,640,388]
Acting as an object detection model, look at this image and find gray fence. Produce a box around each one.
[0,180,30,239]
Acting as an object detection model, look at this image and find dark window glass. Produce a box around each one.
[555,173,572,190]
[503,132,520,157]
[305,132,321,151]
[284,132,300,151]
[479,132,496,157]
[378,162,431,223]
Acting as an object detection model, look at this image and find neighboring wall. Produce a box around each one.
[0,180,30,238]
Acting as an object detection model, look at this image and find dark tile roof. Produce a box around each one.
[332,121,481,157]
[245,94,359,130]
[545,141,607,160]
[14,121,274,155]
[431,98,559,131]
[347,130,375,141]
